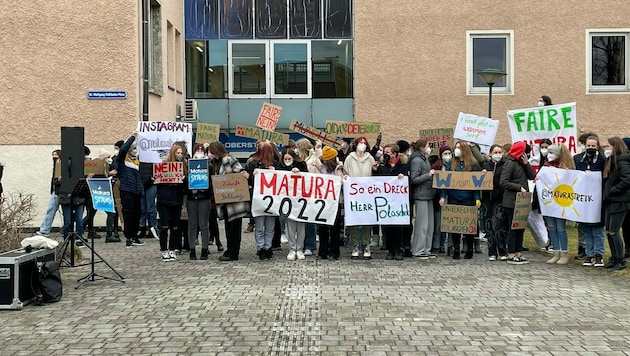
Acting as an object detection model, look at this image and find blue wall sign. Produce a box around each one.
[87,91,127,100]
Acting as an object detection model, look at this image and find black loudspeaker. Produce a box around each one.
[60,127,85,195]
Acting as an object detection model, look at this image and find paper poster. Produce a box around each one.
[343,176,411,226]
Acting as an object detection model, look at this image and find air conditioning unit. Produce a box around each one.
[183,99,198,122]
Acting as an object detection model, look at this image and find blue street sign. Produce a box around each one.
[87,91,127,100]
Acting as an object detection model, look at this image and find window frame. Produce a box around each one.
[586,29,630,94]
[466,30,514,95]
[228,40,271,99]
[270,40,312,98]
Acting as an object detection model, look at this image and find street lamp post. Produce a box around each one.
[477,68,507,118]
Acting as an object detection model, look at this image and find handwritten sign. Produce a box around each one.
[86,178,116,213]
[441,204,478,234]
[343,176,411,226]
[454,112,499,146]
[507,102,578,156]
[289,120,344,149]
[136,121,193,163]
[419,128,454,155]
[235,125,289,145]
[211,173,250,204]
[325,121,380,139]
[188,159,209,190]
[84,159,106,176]
[432,171,493,191]
[512,192,531,230]
[153,162,184,184]
[252,170,342,225]
[256,102,282,131]
[196,123,220,144]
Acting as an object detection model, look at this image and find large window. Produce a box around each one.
[149,1,163,95]
[466,31,513,95]
[587,30,628,93]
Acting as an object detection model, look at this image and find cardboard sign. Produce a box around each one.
[343,176,411,226]
[153,162,184,184]
[86,178,115,213]
[507,102,578,156]
[251,170,342,225]
[84,159,106,176]
[441,204,478,234]
[325,121,380,139]
[196,123,220,144]
[454,112,499,146]
[512,192,531,230]
[419,128,454,155]
[256,102,282,131]
[188,159,209,190]
[432,171,493,190]
[211,173,250,204]
[289,120,345,149]
[137,121,193,163]
[235,125,289,145]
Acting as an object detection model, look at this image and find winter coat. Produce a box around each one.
[116,136,143,196]
[574,151,606,172]
[604,153,630,204]
[500,157,535,208]
[440,160,481,205]
[213,155,249,221]
[482,158,506,203]
[343,151,375,177]
[409,152,434,200]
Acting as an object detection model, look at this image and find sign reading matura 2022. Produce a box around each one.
[507,102,578,155]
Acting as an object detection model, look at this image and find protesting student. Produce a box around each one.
[156,145,187,261]
[317,147,345,260]
[482,144,508,261]
[276,148,308,261]
[409,139,436,259]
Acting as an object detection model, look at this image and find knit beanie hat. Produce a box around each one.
[114,140,124,149]
[439,145,452,156]
[547,144,561,155]
[396,140,410,153]
[321,146,338,161]
[509,141,526,159]
[99,149,111,160]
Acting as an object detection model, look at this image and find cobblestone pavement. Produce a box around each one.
[3,230,630,355]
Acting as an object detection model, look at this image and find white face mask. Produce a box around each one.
[193,153,205,159]
[293,148,300,155]
[540,148,549,157]
[442,155,452,163]
[537,100,545,107]
[356,143,367,152]
[454,148,462,158]
[547,153,558,162]
[580,144,586,153]
[113,149,119,156]
[105,158,113,165]
[605,149,613,158]
[491,154,502,162]
[424,146,432,155]
[129,149,138,157]
[284,160,293,166]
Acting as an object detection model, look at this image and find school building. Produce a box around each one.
[1,1,629,225]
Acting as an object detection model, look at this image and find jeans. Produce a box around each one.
[140,185,158,228]
[544,216,568,251]
[580,224,605,257]
[348,226,370,249]
[304,223,317,251]
[187,199,210,250]
[605,206,627,259]
[157,204,182,251]
[411,200,434,256]
[286,220,306,252]
[255,215,275,250]
[39,193,60,234]
[61,203,84,239]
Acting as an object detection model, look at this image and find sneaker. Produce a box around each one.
[489,255,497,261]
[583,257,594,267]
[169,251,177,261]
[507,256,529,265]
[351,246,360,259]
[126,239,133,248]
[35,231,49,237]
[303,249,313,256]
[75,240,86,248]
[161,252,171,262]
[281,234,288,243]
[594,255,605,267]
[479,232,487,243]
[132,238,145,246]
[296,251,305,260]
[363,246,372,259]
[287,251,296,261]
[428,253,437,259]
[244,225,254,233]
[500,255,509,261]
[150,227,159,240]
[416,254,429,260]
[105,236,121,243]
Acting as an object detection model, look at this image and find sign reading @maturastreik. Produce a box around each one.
[343,176,411,226]
[251,170,342,225]
[535,166,602,223]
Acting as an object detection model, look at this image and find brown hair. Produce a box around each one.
[604,137,628,178]
[250,141,275,168]
[451,141,476,171]
[557,144,575,169]
[207,141,229,158]
[411,139,428,152]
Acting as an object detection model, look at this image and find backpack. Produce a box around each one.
[33,261,63,304]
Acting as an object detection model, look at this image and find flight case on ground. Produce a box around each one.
[0,248,56,310]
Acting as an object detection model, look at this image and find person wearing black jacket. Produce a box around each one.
[482,144,508,261]
[116,132,145,248]
[186,143,212,260]
[373,143,409,261]
[156,144,187,261]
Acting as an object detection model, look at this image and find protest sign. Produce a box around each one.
[343,176,411,226]
[136,121,193,163]
[256,102,282,131]
[432,171,493,190]
[453,112,499,146]
[84,159,106,176]
[419,128,454,155]
[188,159,209,190]
[440,204,478,234]
[252,170,342,225]
[211,173,250,204]
[325,121,380,139]
[86,178,115,213]
[235,125,289,145]
[507,102,578,156]
[195,123,220,144]
[153,162,184,184]
[289,120,345,149]
[512,192,531,230]
[535,166,602,223]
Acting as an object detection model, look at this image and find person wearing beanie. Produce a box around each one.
[409,139,436,260]
[396,140,410,155]
[500,141,535,264]
[116,132,146,248]
[318,146,344,260]
[321,146,338,162]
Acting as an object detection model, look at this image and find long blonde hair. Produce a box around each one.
[295,138,313,161]
[557,144,575,169]
[451,142,476,172]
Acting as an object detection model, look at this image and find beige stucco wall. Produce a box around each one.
[355,0,630,146]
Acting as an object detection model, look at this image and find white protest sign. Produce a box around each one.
[343,176,411,226]
[535,166,602,223]
[453,112,499,146]
[251,170,342,225]
[507,102,578,156]
[136,121,193,163]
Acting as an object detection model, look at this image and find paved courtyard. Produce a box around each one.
[2,229,630,355]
